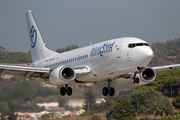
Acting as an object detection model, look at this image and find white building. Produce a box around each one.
[37,102,59,110]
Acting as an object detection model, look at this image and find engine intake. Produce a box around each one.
[49,66,76,85]
[61,67,74,80]
[141,68,156,81]
[132,67,156,85]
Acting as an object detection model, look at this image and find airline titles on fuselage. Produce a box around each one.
[90,42,115,57]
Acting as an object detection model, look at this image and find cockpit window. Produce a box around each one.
[128,44,135,48]
[136,43,144,46]
[128,43,149,48]
[144,43,149,46]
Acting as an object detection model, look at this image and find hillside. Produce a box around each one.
[1,41,180,119]
[149,38,180,66]
[0,46,6,52]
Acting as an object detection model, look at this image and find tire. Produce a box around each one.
[60,87,66,96]
[109,87,115,96]
[102,87,109,96]
[136,78,139,83]
[67,87,72,96]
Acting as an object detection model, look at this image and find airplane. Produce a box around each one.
[0,10,180,96]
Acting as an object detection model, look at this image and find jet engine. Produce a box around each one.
[49,66,76,85]
[131,67,156,85]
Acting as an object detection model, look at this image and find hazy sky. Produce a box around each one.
[1,1,180,52]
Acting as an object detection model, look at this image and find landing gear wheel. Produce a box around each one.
[60,87,66,96]
[109,87,115,96]
[133,77,140,84]
[102,87,109,96]
[136,78,139,83]
[132,77,136,84]
[67,87,72,96]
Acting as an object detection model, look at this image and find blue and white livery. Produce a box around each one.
[0,10,180,96]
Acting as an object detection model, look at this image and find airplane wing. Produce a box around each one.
[118,64,180,80]
[0,64,91,87]
[0,64,51,79]
[152,64,180,71]
[0,64,90,79]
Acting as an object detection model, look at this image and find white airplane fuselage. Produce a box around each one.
[33,37,153,85]
[2,10,178,96]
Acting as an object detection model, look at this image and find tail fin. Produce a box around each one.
[26,10,58,63]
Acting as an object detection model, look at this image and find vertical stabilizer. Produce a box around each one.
[26,10,58,63]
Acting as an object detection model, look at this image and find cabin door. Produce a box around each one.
[116,42,123,58]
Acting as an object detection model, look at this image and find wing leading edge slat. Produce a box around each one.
[152,64,180,72]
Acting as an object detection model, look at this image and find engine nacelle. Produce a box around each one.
[49,66,76,85]
[132,67,156,85]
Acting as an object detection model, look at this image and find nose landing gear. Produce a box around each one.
[132,71,139,84]
[102,79,115,96]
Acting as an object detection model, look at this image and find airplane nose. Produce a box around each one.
[146,48,153,58]
[141,47,153,66]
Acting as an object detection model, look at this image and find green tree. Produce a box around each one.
[130,86,158,114]
[0,106,12,120]
[56,45,79,53]
[41,113,53,120]
[172,91,180,109]
[107,96,136,120]
[148,68,180,97]
[130,86,172,115]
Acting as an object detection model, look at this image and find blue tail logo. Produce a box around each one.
[30,26,37,48]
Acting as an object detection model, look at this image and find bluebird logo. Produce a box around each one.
[30,26,37,48]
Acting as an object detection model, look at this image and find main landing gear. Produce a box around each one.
[60,84,72,96]
[102,79,115,96]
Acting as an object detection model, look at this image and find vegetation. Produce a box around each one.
[41,113,53,119]
[87,86,172,119]
[0,78,59,113]
[130,86,172,115]
[149,38,180,66]
[159,114,180,120]
[148,68,180,97]
[56,45,79,53]
[107,96,136,120]
[0,44,79,63]
[172,91,180,109]
[1,38,180,119]
[0,50,31,63]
